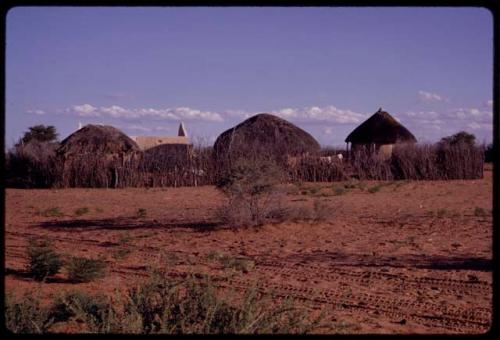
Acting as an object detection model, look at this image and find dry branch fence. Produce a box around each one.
[5,142,484,189]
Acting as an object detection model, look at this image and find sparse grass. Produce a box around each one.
[41,207,63,217]
[136,208,147,218]
[474,207,488,217]
[66,256,107,283]
[95,207,104,213]
[111,248,132,261]
[207,252,255,273]
[74,207,90,216]
[333,186,346,196]
[436,209,448,218]
[118,233,132,244]
[308,187,320,195]
[289,199,329,223]
[368,184,383,194]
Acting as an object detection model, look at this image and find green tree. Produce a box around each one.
[18,125,58,145]
[440,131,476,147]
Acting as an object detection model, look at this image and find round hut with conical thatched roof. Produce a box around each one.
[345,108,416,158]
[213,113,320,171]
[57,124,142,187]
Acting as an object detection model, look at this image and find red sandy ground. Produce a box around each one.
[5,166,493,334]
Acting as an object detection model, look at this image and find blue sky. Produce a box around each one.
[6,6,494,148]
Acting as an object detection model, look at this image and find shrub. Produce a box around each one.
[26,238,63,281]
[66,256,107,283]
[312,199,330,222]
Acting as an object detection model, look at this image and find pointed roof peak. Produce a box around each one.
[178,121,187,137]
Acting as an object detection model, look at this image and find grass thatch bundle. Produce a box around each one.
[213,113,321,175]
[346,109,417,145]
[57,125,142,188]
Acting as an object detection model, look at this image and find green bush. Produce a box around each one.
[66,256,107,283]
[125,272,325,334]
[5,273,328,334]
[26,238,63,281]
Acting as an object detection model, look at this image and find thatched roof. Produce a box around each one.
[345,108,417,144]
[58,124,140,156]
[213,113,321,162]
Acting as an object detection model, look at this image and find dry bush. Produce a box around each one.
[216,155,288,228]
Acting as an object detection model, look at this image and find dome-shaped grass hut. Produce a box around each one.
[345,108,416,158]
[213,113,320,172]
[57,124,141,188]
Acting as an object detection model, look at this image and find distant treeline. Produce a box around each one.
[5,127,488,189]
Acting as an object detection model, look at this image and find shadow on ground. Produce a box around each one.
[37,217,225,232]
[5,268,79,284]
[276,251,493,271]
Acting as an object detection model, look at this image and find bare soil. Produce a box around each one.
[5,166,492,334]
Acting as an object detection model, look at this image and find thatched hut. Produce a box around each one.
[345,108,416,158]
[213,113,320,171]
[57,124,141,187]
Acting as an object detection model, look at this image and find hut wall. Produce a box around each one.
[351,143,393,159]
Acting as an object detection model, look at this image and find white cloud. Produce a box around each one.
[63,104,223,122]
[405,111,439,119]
[271,105,366,124]
[26,109,45,115]
[126,125,152,132]
[418,90,446,103]
[449,107,492,121]
[322,127,334,135]
[467,122,493,131]
[486,100,493,108]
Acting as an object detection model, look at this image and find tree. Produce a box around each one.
[17,125,58,146]
[440,131,476,147]
[484,143,494,163]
